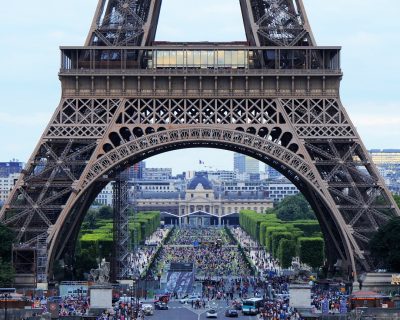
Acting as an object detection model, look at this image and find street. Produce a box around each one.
[149,301,259,320]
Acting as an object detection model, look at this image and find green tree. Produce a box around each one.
[370,217,400,272]
[278,239,296,268]
[97,206,113,219]
[74,248,98,280]
[82,209,97,229]
[0,258,14,287]
[298,237,324,269]
[0,224,14,262]
[275,194,316,221]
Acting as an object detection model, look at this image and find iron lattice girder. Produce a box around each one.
[240,0,315,46]
[112,175,131,280]
[87,0,161,47]
[89,0,313,47]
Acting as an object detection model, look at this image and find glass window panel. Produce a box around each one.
[217,51,224,66]
[225,51,232,66]
[208,51,214,67]
[170,51,177,66]
[231,51,238,66]
[164,51,170,67]
[177,50,184,67]
[186,51,193,67]
[156,51,164,67]
[193,51,201,66]
[237,51,245,67]
[201,51,208,66]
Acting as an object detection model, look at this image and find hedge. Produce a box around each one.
[292,222,321,237]
[240,210,280,242]
[239,210,325,268]
[259,221,283,246]
[297,237,324,268]
[78,211,161,258]
[266,226,287,252]
[278,239,297,268]
[271,232,292,258]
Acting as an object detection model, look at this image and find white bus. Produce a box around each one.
[242,297,264,315]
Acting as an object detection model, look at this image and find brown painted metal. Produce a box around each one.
[0,0,398,285]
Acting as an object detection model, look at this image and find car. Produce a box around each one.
[154,301,169,310]
[154,294,170,303]
[225,309,239,317]
[141,304,154,315]
[206,309,218,318]
[179,295,201,304]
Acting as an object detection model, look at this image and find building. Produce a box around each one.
[234,153,260,174]
[369,150,400,166]
[265,165,284,180]
[0,161,24,178]
[127,161,146,180]
[221,181,263,192]
[142,168,172,181]
[94,183,113,206]
[207,170,237,183]
[263,182,300,202]
[136,173,273,226]
[0,173,20,204]
[137,180,179,192]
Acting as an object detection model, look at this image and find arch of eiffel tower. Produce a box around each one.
[1,0,399,286]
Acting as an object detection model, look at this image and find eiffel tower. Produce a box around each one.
[1,0,399,286]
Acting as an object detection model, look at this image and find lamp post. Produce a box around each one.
[131,278,136,319]
[131,275,140,319]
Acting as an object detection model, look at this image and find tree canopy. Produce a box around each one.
[370,217,400,272]
[0,224,15,286]
[274,194,316,221]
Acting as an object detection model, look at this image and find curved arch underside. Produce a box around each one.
[51,137,348,276]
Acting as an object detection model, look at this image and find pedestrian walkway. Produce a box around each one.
[128,227,171,276]
[230,227,281,276]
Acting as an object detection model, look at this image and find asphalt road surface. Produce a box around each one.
[149,301,259,320]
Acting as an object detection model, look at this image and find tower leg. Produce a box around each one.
[112,173,130,281]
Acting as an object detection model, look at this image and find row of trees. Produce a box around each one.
[239,209,324,269]
[369,195,400,272]
[0,224,14,286]
[72,208,161,280]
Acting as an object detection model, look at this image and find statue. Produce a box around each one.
[90,258,110,284]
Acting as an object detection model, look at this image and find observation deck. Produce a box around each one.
[60,44,341,76]
[59,43,342,98]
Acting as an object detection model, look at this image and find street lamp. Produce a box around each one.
[131,275,140,319]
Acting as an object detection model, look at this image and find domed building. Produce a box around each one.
[136,173,273,226]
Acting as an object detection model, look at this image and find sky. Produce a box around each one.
[0,0,399,174]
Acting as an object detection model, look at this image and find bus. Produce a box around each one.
[242,297,264,315]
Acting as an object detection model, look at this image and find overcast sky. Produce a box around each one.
[0,0,399,174]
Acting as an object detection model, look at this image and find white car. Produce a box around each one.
[141,304,154,315]
[179,295,201,304]
[206,309,218,318]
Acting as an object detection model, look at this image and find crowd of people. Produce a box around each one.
[230,226,281,276]
[58,296,90,317]
[167,227,234,245]
[149,227,252,278]
[311,286,349,314]
[128,228,170,276]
